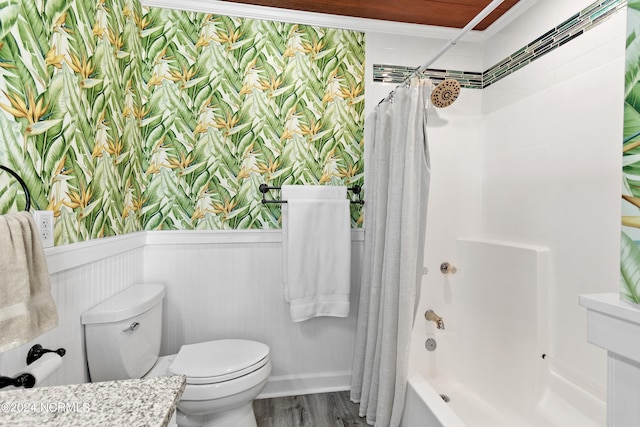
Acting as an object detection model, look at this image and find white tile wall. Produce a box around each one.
[365,0,625,409]
[483,10,626,115]
[482,0,599,69]
[478,3,625,401]
[365,32,483,117]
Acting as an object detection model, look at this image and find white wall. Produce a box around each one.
[383,0,624,408]
[0,237,145,387]
[480,0,624,399]
[143,231,364,397]
[0,231,363,398]
[365,32,483,118]
[482,0,602,69]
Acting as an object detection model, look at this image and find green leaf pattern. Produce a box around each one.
[621,231,640,303]
[0,0,365,242]
[623,4,640,304]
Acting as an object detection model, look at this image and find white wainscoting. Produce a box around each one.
[144,229,364,397]
[0,242,145,387]
[0,230,363,397]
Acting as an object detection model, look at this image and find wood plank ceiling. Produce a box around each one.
[219,0,522,30]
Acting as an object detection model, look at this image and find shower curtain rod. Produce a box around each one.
[380,0,507,102]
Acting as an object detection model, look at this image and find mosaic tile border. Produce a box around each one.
[373,65,484,89]
[373,0,626,89]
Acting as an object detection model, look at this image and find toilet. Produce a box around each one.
[81,283,271,427]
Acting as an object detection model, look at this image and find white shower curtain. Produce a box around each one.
[350,80,431,427]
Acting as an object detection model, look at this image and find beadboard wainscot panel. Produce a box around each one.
[0,233,146,387]
[144,229,364,397]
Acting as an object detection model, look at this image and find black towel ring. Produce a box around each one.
[0,165,31,211]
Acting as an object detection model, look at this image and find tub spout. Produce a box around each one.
[425,310,445,330]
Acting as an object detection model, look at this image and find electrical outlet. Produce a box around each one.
[33,210,54,248]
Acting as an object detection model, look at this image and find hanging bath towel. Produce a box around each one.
[281,185,351,322]
[0,211,58,352]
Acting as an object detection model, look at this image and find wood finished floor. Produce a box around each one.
[253,391,369,427]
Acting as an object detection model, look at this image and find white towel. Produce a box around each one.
[281,185,351,322]
[0,211,58,352]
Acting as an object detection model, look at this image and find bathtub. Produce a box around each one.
[400,238,606,427]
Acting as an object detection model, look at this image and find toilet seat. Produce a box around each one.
[143,340,273,403]
[168,339,270,385]
[179,358,272,402]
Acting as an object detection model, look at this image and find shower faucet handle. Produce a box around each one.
[440,262,457,275]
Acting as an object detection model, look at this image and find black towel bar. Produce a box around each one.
[259,184,364,205]
[0,165,31,211]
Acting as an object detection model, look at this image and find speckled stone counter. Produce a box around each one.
[0,375,185,427]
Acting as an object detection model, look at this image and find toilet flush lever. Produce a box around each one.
[122,322,140,333]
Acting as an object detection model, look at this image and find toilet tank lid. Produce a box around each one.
[81,284,165,324]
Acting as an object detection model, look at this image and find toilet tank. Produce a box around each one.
[81,284,164,382]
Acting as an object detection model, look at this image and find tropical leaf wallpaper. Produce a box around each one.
[622,2,640,304]
[0,0,146,244]
[0,0,365,244]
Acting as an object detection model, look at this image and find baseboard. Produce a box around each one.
[258,371,352,399]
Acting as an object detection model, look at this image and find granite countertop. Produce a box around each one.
[0,375,186,427]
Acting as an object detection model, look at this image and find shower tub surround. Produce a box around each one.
[401,239,605,427]
[385,0,624,424]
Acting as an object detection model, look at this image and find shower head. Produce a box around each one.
[430,79,461,108]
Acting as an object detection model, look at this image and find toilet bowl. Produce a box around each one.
[144,341,271,427]
[81,284,271,427]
